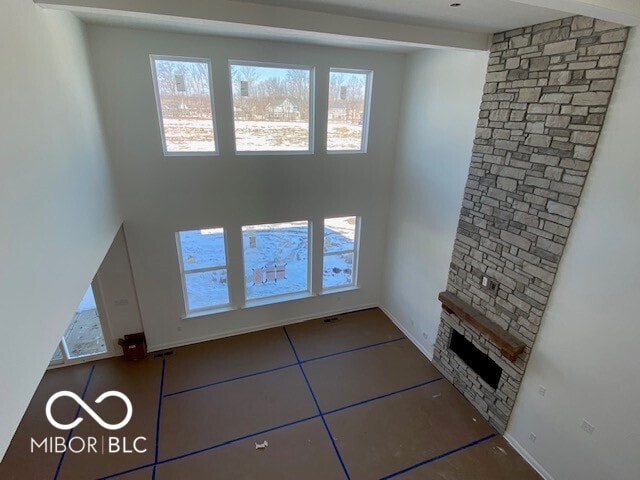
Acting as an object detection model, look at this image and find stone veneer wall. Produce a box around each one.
[433,16,628,432]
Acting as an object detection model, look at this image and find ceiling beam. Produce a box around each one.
[509,0,640,26]
[34,0,490,51]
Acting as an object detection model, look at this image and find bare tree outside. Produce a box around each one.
[327,70,370,151]
[231,64,311,151]
[153,58,216,152]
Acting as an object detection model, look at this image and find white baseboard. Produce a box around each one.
[148,302,378,353]
[504,433,555,480]
[379,305,434,361]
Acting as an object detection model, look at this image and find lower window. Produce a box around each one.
[177,228,230,313]
[242,221,310,301]
[323,216,360,289]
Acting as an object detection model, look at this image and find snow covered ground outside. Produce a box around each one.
[322,216,357,289]
[179,229,229,310]
[234,121,309,151]
[162,118,363,152]
[177,220,356,310]
[163,118,216,152]
[243,222,309,300]
[327,122,363,151]
[51,286,107,362]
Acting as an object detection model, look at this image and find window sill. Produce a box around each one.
[326,150,366,155]
[243,291,314,309]
[320,285,360,295]
[163,151,219,157]
[234,150,314,157]
[182,305,237,320]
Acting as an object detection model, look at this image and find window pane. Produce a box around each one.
[231,64,311,152]
[323,252,354,289]
[185,270,230,310]
[324,216,357,253]
[242,221,309,300]
[327,70,370,151]
[153,58,216,153]
[64,286,107,359]
[179,228,226,271]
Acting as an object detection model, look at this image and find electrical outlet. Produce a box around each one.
[481,276,498,293]
[538,385,546,397]
[529,432,537,443]
[422,332,428,340]
[114,299,129,307]
[581,419,595,435]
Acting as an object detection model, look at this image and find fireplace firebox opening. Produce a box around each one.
[449,330,502,389]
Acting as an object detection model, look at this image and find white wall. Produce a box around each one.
[0,1,121,459]
[95,227,144,350]
[85,25,406,350]
[381,48,487,357]
[506,27,640,480]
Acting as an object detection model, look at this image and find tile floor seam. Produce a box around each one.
[300,337,406,364]
[152,358,166,480]
[378,433,498,480]
[53,364,96,480]
[162,362,299,397]
[322,377,444,416]
[283,326,352,480]
[102,378,448,478]
[162,336,408,399]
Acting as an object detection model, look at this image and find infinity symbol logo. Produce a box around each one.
[46,391,133,431]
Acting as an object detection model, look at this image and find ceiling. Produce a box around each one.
[231,0,571,33]
[75,11,427,52]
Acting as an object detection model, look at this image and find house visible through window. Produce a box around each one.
[323,216,360,289]
[151,56,218,154]
[176,228,229,313]
[327,69,372,152]
[230,62,313,153]
[242,221,310,301]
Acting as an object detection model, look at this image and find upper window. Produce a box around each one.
[323,216,360,289]
[242,221,310,301]
[151,56,218,155]
[230,62,313,153]
[327,69,372,153]
[176,228,230,313]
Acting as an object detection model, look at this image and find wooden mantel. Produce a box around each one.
[438,291,525,362]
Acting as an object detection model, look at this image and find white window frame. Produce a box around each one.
[150,55,220,157]
[229,60,315,156]
[322,216,361,291]
[326,68,373,154]
[176,227,231,315]
[241,220,313,305]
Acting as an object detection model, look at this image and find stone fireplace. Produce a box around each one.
[433,16,629,433]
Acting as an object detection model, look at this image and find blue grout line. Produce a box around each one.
[161,336,407,399]
[151,358,166,480]
[283,326,351,480]
[53,364,96,480]
[301,337,406,364]
[323,377,444,416]
[96,336,474,480]
[378,433,498,480]
[97,462,156,480]
[163,362,298,398]
[157,414,321,466]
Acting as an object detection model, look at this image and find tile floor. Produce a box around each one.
[0,308,540,479]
